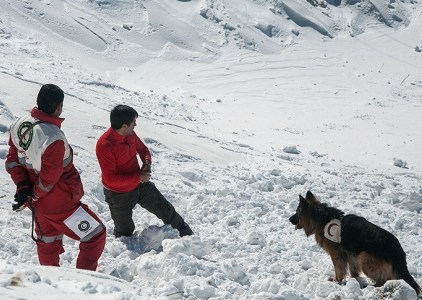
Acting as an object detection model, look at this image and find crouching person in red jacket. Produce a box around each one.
[96,105,193,238]
[5,84,106,271]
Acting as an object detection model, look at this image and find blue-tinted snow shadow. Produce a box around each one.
[120,224,179,256]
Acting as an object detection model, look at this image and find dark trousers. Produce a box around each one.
[104,182,185,237]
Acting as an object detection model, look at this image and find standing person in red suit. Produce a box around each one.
[96,104,193,238]
[5,84,106,271]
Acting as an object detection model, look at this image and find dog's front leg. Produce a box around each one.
[325,244,348,282]
[347,253,361,278]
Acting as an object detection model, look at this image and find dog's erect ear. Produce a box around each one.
[299,194,306,206]
[306,191,314,200]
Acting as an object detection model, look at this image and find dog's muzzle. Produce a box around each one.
[289,214,302,229]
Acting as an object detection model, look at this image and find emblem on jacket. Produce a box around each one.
[18,121,34,150]
[78,221,91,232]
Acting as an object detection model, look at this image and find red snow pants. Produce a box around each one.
[34,203,106,271]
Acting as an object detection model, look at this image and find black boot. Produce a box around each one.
[178,223,193,237]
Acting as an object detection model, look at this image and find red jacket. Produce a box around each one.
[96,128,151,193]
[6,108,83,214]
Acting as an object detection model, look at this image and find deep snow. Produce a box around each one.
[0,0,421,299]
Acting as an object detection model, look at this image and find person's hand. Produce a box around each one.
[140,160,151,183]
[140,160,151,174]
[12,193,30,211]
[140,172,151,183]
[13,182,34,211]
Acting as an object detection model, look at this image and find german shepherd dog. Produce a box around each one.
[289,191,421,295]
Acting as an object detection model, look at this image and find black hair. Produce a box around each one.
[37,84,64,114]
[110,105,138,130]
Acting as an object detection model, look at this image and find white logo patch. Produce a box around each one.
[64,206,100,240]
[324,219,341,243]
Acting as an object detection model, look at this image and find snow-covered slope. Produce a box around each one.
[0,0,421,299]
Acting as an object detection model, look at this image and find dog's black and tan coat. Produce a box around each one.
[289,191,421,295]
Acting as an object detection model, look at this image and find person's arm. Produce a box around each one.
[33,140,66,199]
[134,133,151,163]
[133,134,152,182]
[97,142,141,186]
[6,136,33,210]
[5,136,30,185]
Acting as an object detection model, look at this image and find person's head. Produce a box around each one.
[37,84,64,116]
[110,104,138,136]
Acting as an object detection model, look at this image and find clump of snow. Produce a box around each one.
[0,0,421,299]
[393,158,408,168]
[283,146,301,155]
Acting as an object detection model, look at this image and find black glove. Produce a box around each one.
[13,181,33,211]
[140,160,151,174]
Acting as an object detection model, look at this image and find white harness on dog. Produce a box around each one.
[324,219,341,243]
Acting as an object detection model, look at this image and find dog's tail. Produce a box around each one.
[392,254,421,295]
